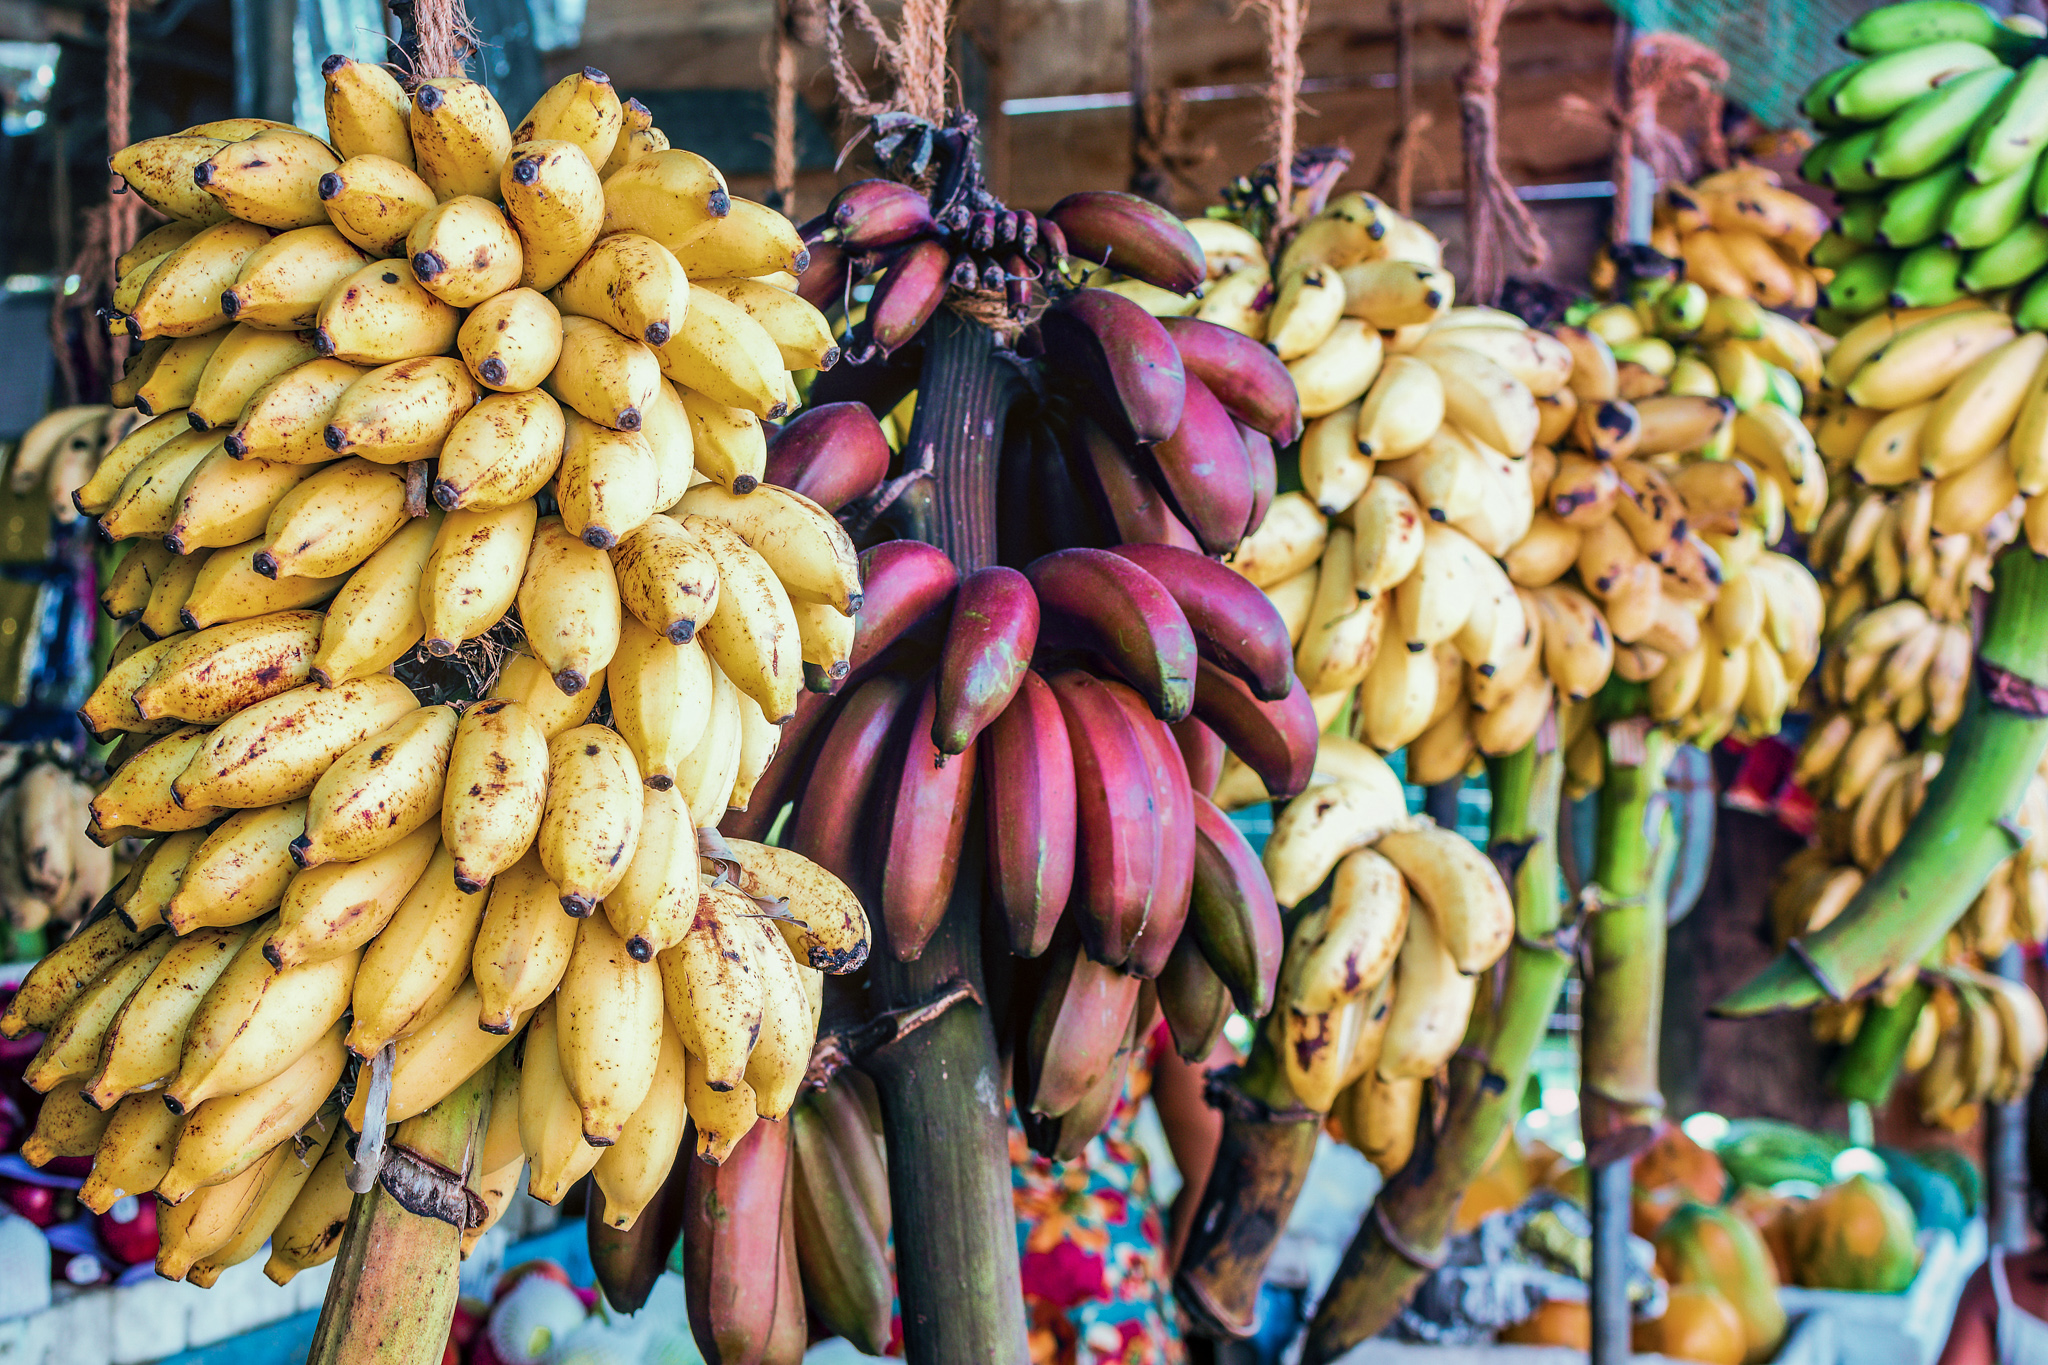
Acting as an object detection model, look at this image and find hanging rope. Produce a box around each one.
[1372,0,1429,215]
[410,0,479,82]
[1458,0,1547,305]
[105,0,136,278]
[1611,32,1728,244]
[771,2,800,215]
[824,0,950,125]
[1246,0,1307,242]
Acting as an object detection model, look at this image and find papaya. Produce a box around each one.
[1727,1185,1803,1285]
[1715,1119,1843,1189]
[1635,1285,1747,1365]
[1500,1299,1590,1349]
[1636,1122,1729,1205]
[1787,1174,1919,1293]
[1654,1202,1788,1364]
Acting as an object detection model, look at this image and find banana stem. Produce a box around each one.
[1830,979,1932,1105]
[1719,549,2048,1015]
[1582,727,1670,1365]
[305,1067,492,1365]
[1299,736,1570,1364]
[859,309,1032,1365]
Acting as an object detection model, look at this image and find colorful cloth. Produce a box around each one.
[1010,1024,1186,1365]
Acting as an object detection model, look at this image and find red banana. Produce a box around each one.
[1171,715,1225,797]
[764,1174,806,1365]
[868,240,951,356]
[1157,931,1233,1062]
[1039,289,1187,446]
[1068,415,1202,553]
[1000,409,1112,562]
[879,675,979,962]
[824,179,936,250]
[762,402,893,513]
[796,239,851,313]
[982,670,1077,958]
[1159,316,1305,447]
[1017,935,1143,1116]
[1049,670,1163,967]
[721,685,839,842]
[1114,688,1195,980]
[1020,981,1148,1161]
[1027,548,1198,722]
[789,1074,895,1355]
[1109,543,1295,702]
[1145,372,1255,556]
[1189,791,1283,1016]
[685,1117,792,1365]
[1239,418,1277,541]
[1046,190,1207,296]
[587,1157,692,1313]
[848,540,958,680]
[1190,661,1317,800]
[932,565,1039,755]
[790,673,916,888]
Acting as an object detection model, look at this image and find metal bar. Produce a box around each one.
[1988,944,2032,1250]
[1589,1156,1634,1365]
[999,72,1398,116]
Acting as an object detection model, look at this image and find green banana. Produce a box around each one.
[1878,162,1970,247]
[1945,153,2039,247]
[2029,145,2048,215]
[1765,365,1804,417]
[2016,271,2048,329]
[1826,127,1891,193]
[1655,281,1709,336]
[1962,219,2048,290]
[1839,195,1886,245]
[1805,62,1869,128]
[1868,66,2014,179]
[1833,42,2005,123]
[1969,54,2048,183]
[1892,242,1969,306]
[1823,249,1902,314]
[1846,0,2013,54]
[1810,230,1868,271]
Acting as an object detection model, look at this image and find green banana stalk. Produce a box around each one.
[1720,550,2048,1015]
[1298,737,1571,1364]
[305,1065,492,1365]
[1831,979,1934,1104]
[1580,725,1673,1153]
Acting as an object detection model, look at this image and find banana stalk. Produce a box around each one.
[1300,736,1570,1363]
[858,310,1032,1365]
[1721,550,2048,1015]
[1173,1036,1321,1339]
[1581,725,1672,1151]
[304,1066,492,1365]
[1830,979,1932,1105]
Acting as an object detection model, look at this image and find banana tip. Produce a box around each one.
[560,893,596,918]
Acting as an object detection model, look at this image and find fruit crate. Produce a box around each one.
[1776,1220,1986,1365]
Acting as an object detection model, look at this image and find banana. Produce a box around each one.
[156,1023,345,1204]
[111,135,234,223]
[79,1095,183,1212]
[345,842,487,1056]
[1340,259,1453,329]
[654,287,788,418]
[134,610,323,724]
[554,910,664,1143]
[603,784,698,959]
[179,539,347,631]
[409,77,512,202]
[1375,895,1476,1080]
[697,277,838,371]
[193,128,340,229]
[500,139,607,293]
[226,358,366,464]
[291,700,455,863]
[164,922,357,1113]
[519,997,604,1202]
[608,618,716,791]
[556,411,659,548]
[184,1106,342,1287]
[514,67,623,168]
[547,315,662,431]
[318,154,439,257]
[262,1135,352,1283]
[165,804,306,933]
[405,194,524,307]
[684,513,801,722]
[99,429,225,541]
[322,56,412,165]
[472,849,577,1031]
[21,932,176,1093]
[85,922,258,1108]
[313,257,460,366]
[419,499,538,653]
[600,148,730,252]
[118,829,212,933]
[1846,308,2018,409]
[89,726,222,842]
[80,414,190,515]
[1293,529,1384,695]
[342,978,521,1129]
[538,723,643,915]
[155,1139,292,1280]
[670,196,810,280]
[592,1019,686,1230]
[659,888,763,1093]
[1260,761,1412,908]
[677,387,767,493]
[743,915,814,1120]
[458,287,563,392]
[1419,345,1538,453]
[171,673,417,810]
[555,232,689,346]
[310,510,440,685]
[1,913,152,1037]
[516,514,623,692]
[1288,848,1408,1014]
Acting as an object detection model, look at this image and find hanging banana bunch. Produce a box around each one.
[0,744,116,933]
[7,61,879,1305]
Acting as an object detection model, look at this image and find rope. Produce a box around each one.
[1246,0,1307,242]
[1610,32,1728,244]
[411,0,478,81]
[1458,0,1547,305]
[771,1,800,215]
[1372,0,1429,214]
[824,0,950,125]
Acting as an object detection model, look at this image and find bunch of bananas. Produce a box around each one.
[1613,169,1833,317]
[1796,0,2048,328]
[10,405,147,524]
[1906,967,2048,1128]
[1252,745,1515,1170]
[0,744,115,931]
[3,58,882,1292]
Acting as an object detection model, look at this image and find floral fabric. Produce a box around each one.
[1009,1024,1186,1365]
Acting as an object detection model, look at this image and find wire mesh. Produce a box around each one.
[1608,0,1866,130]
